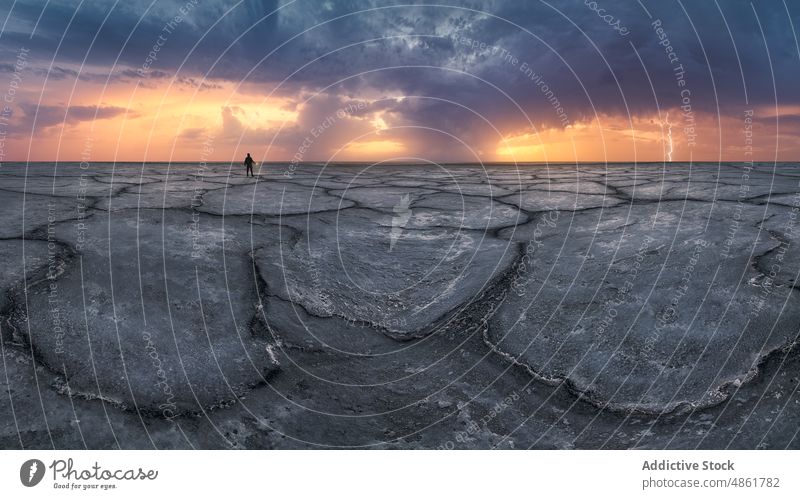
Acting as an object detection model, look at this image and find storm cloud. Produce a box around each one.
[1,0,799,160]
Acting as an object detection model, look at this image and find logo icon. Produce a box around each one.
[389,194,412,251]
[20,459,45,487]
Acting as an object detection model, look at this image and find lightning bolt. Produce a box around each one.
[28,462,37,483]
[663,112,674,162]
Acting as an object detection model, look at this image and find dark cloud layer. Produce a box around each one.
[14,103,130,132]
[2,0,799,154]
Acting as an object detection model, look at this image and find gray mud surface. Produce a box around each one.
[1,162,799,449]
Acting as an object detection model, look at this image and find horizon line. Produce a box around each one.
[3,160,798,165]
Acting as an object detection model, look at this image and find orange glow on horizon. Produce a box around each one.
[4,74,799,163]
[494,110,794,163]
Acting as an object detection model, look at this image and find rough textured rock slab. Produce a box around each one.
[10,208,279,414]
[254,208,518,339]
[488,200,800,413]
[1,162,799,450]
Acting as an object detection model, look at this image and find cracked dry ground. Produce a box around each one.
[1,162,800,449]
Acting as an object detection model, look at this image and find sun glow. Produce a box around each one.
[340,139,405,158]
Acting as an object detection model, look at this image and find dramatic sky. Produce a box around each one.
[0,0,799,163]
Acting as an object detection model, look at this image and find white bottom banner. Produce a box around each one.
[1,451,797,498]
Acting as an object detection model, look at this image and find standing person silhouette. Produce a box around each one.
[244,153,255,177]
